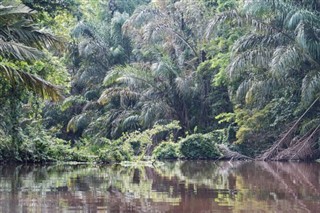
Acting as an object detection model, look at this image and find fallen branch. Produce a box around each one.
[269,124,320,161]
[218,144,253,160]
[257,97,319,161]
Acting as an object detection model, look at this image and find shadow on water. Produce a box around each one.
[1,161,320,212]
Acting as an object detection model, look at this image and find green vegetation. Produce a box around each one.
[153,142,179,160]
[1,0,320,162]
[98,139,132,163]
[180,134,221,159]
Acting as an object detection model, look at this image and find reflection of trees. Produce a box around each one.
[236,162,320,213]
[180,161,219,179]
[237,162,320,197]
[0,164,112,212]
[1,162,320,212]
[0,162,239,212]
[155,161,243,190]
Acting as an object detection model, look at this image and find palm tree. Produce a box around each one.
[209,0,320,108]
[0,3,64,101]
[96,57,200,138]
[122,0,207,67]
[208,0,320,149]
[52,0,150,141]
[93,0,235,137]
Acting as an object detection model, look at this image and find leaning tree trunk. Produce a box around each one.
[274,124,320,161]
[257,97,319,161]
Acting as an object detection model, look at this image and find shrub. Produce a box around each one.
[179,134,221,159]
[153,142,179,160]
[122,120,182,157]
[98,148,132,163]
[98,139,132,163]
[13,124,96,162]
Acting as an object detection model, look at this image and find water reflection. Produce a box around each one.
[1,161,320,212]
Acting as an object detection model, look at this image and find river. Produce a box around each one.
[0,161,320,212]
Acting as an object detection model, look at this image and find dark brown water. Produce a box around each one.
[1,161,320,213]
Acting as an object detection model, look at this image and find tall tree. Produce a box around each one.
[43,0,151,141]
[211,0,320,152]
[94,0,235,138]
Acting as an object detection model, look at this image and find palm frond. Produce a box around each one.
[152,58,180,78]
[98,87,123,105]
[71,22,95,39]
[77,66,106,87]
[286,9,320,30]
[173,0,206,37]
[236,79,253,103]
[109,109,138,137]
[67,113,90,133]
[0,61,63,101]
[143,22,198,57]
[301,72,320,106]
[245,80,273,105]
[0,4,34,17]
[245,0,293,17]
[6,27,64,50]
[295,22,320,61]
[175,71,196,99]
[141,100,173,128]
[205,10,240,39]
[228,47,272,81]
[235,78,275,106]
[232,33,289,53]
[120,89,140,108]
[103,65,139,87]
[124,6,158,26]
[122,115,141,131]
[0,6,64,50]
[112,65,163,92]
[243,0,276,16]
[0,40,43,60]
[270,45,302,79]
[140,87,161,100]
[78,39,96,57]
[207,3,291,40]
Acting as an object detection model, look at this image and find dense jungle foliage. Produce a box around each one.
[0,0,320,162]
